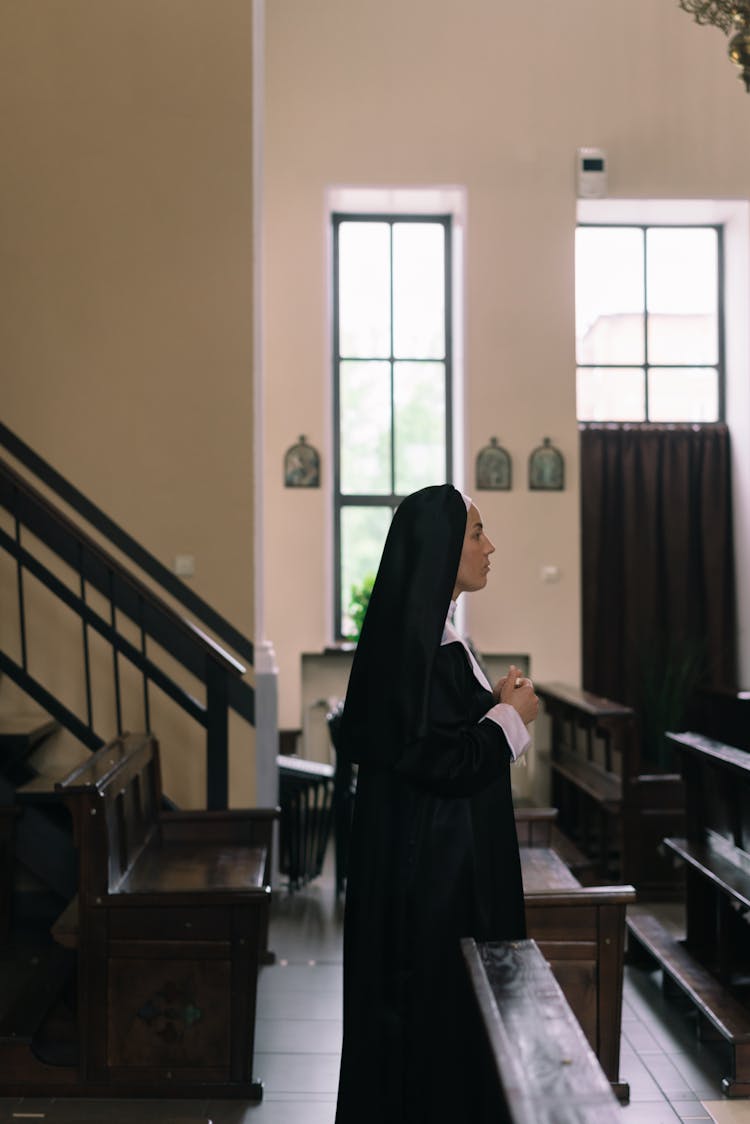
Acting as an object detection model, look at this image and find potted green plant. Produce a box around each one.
[347,574,375,642]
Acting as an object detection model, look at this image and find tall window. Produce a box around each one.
[575,225,723,422]
[333,214,452,639]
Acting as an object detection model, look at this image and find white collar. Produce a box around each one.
[440,602,491,691]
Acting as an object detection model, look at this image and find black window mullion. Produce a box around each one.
[717,224,726,422]
[643,226,650,421]
[332,217,343,642]
[389,221,396,494]
[444,218,452,482]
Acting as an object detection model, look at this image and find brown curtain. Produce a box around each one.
[580,423,736,761]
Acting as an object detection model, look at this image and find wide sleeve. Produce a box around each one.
[393,642,512,797]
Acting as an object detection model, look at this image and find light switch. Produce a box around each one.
[541,565,560,583]
[174,554,195,577]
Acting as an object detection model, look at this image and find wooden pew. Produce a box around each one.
[0,805,19,943]
[277,753,335,891]
[0,732,278,1098]
[513,805,557,847]
[462,938,622,1123]
[536,681,684,897]
[685,685,750,751]
[627,730,750,1097]
[519,836,635,1100]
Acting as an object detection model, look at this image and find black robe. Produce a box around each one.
[335,639,527,1124]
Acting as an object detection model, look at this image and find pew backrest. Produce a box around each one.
[462,938,622,1123]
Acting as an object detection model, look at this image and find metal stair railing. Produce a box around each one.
[0,452,253,809]
[0,420,253,665]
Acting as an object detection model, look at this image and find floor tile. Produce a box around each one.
[255,989,342,1021]
[618,1100,682,1120]
[255,1017,342,1054]
[700,1102,750,1123]
[668,1049,727,1100]
[623,1019,666,1054]
[208,1102,336,1124]
[258,964,342,994]
[252,1052,340,1096]
[642,1053,699,1099]
[669,1100,714,1121]
[620,1050,672,1101]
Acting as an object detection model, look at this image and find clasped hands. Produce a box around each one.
[493,664,539,726]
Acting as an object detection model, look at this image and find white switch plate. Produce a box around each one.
[541,565,560,583]
[174,554,195,577]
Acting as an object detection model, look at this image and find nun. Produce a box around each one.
[335,483,539,1124]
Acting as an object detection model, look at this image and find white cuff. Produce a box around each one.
[481,703,531,762]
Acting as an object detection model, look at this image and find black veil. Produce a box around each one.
[341,484,467,768]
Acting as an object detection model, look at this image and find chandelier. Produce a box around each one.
[678,1,750,89]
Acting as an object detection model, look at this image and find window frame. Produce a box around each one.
[331,212,454,640]
[575,221,726,423]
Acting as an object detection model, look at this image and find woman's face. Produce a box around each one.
[453,504,496,598]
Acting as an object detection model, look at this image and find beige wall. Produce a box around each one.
[1,0,257,806]
[263,0,750,734]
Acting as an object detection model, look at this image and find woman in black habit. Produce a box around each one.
[335,483,538,1124]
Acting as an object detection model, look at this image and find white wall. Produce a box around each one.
[263,0,750,730]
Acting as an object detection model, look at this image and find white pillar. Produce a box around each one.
[254,639,279,807]
[252,0,279,806]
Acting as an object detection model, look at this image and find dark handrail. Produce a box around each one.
[0,420,253,665]
[0,453,255,807]
[0,456,246,681]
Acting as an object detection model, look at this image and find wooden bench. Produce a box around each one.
[519,838,635,1100]
[0,732,278,1098]
[627,730,750,1097]
[277,753,335,891]
[537,681,684,897]
[513,805,557,848]
[685,685,750,752]
[462,938,622,1122]
[0,805,19,942]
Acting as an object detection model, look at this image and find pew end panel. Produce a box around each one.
[45,732,278,1098]
[525,885,635,1100]
[520,842,635,1100]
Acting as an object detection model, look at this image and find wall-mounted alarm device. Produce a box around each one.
[576,147,607,198]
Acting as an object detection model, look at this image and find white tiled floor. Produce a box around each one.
[0,853,748,1123]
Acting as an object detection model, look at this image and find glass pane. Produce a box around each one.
[340,361,391,494]
[648,367,719,422]
[338,222,390,358]
[576,367,645,421]
[646,228,718,364]
[393,362,446,494]
[340,506,392,638]
[393,223,445,359]
[576,227,645,364]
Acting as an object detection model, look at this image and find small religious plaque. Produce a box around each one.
[475,436,512,491]
[528,437,564,491]
[284,435,320,488]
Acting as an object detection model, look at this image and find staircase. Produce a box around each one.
[0,422,270,1089]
